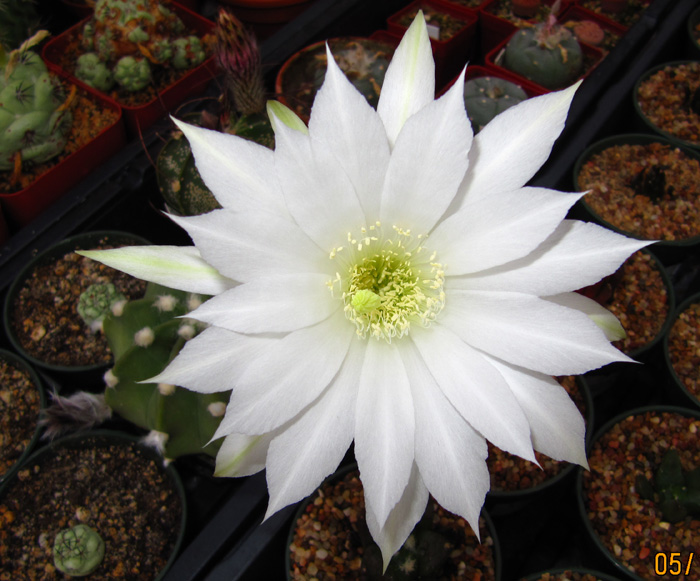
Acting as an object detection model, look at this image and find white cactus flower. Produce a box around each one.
[79,12,650,568]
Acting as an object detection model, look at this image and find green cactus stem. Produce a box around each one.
[77,283,127,333]
[1,31,75,183]
[463,76,529,132]
[53,524,105,577]
[636,449,700,522]
[75,53,114,92]
[503,16,583,89]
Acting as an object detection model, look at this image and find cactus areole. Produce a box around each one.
[504,19,583,90]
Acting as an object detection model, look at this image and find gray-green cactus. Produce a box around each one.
[53,525,105,577]
[463,76,529,132]
[636,450,700,523]
[76,0,207,93]
[0,31,74,177]
[157,9,274,216]
[77,283,126,333]
[75,53,114,92]
[503,17,583,89]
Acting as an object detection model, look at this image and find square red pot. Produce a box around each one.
[387,0,478,90]
[42,2,217,138]
[0,70,126,230]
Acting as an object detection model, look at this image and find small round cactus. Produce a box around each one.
[113,55,151,92]
[503,19,583,89]
[75,53,113,92]
[53,524,105,577]
[463,76,529,132]
[77,283,126,332]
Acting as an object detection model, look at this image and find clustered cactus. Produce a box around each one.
[636,449,700,522]
[53,524,105,577]
[1,31,74,183]
[503,13,583,90]
[157,9,274,216]
[42,282,230,461]
[75,0,207,93]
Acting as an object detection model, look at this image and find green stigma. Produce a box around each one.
[351,289,382,314]
[327,222,445,343]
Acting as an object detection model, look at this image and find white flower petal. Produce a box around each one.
[267,100,308,135]
[450,221,653,295]
[365,463,429,572]
[411,324,535,462]
[546,292,626,342]
[308,44,391,221]
[264,339,364,518]
[215,309,354,435]
[441,290,634,375]
[431,188,584,274]
[377,11,435,147]
[270,107,367,251]
[172,118,287,216]
[168,209,328,283]
[401,341,488,533]
[454,82,580,208]
[78,246,234,295]
[150,326,274,393]
[188,274,338,333]
[215,432,276,477]
[380,69,472,232]
[355,340,415,529]
[484,358,588,467]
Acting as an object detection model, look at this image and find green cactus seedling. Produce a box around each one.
[53,525,105,577]
[636,449,700,522]
[463,76,529,132]
[77,283,126,332]
[503,16,583,90]
[0,31,74,181]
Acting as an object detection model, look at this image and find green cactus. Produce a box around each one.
[76,0,207,93]
[636,450,700,522]
[75,53,114,92]
[53,525,105,577]
[0,31,74,178]
[503,17,583,90]
[463,76,529,133]
[0,0,40,51]
[77,283,126,333]
[157,9,274,216]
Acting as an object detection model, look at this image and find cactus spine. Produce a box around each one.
[0,31,74,184]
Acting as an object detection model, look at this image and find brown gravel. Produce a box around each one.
[606,251,670,354]
[0,435,182,580]
[637,62,700,146]
[577,0,649,28]
[0,359,42,479]
[487,376,586,492]
[10,238,147,368]
[577,141,700,241]
[581,410,700,580]
[396,4,471,41]
[289,469,498,580]
[667,301,700,403]
[523,571,611,581]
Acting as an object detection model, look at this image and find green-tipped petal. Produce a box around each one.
[78,246,235,296]
[376,10,435,147]
[267,100,308,135]
[546,292,627,342]
[215,432,274,477]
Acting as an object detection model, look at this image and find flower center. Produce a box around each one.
[327,222,445,342]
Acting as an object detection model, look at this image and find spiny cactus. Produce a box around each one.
[77,283,126,333]
[503,14,583,90]
[463,76,529,133]
[53,525,105,577]
[157,9,273,216]
[0,0,40,51]
[636,449,700,522]
[76,0,207,93]
[41,282,230,461]
[0,31,74,183]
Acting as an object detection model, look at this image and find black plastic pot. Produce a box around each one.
[663,291,700,412]
[3,230,149,390]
